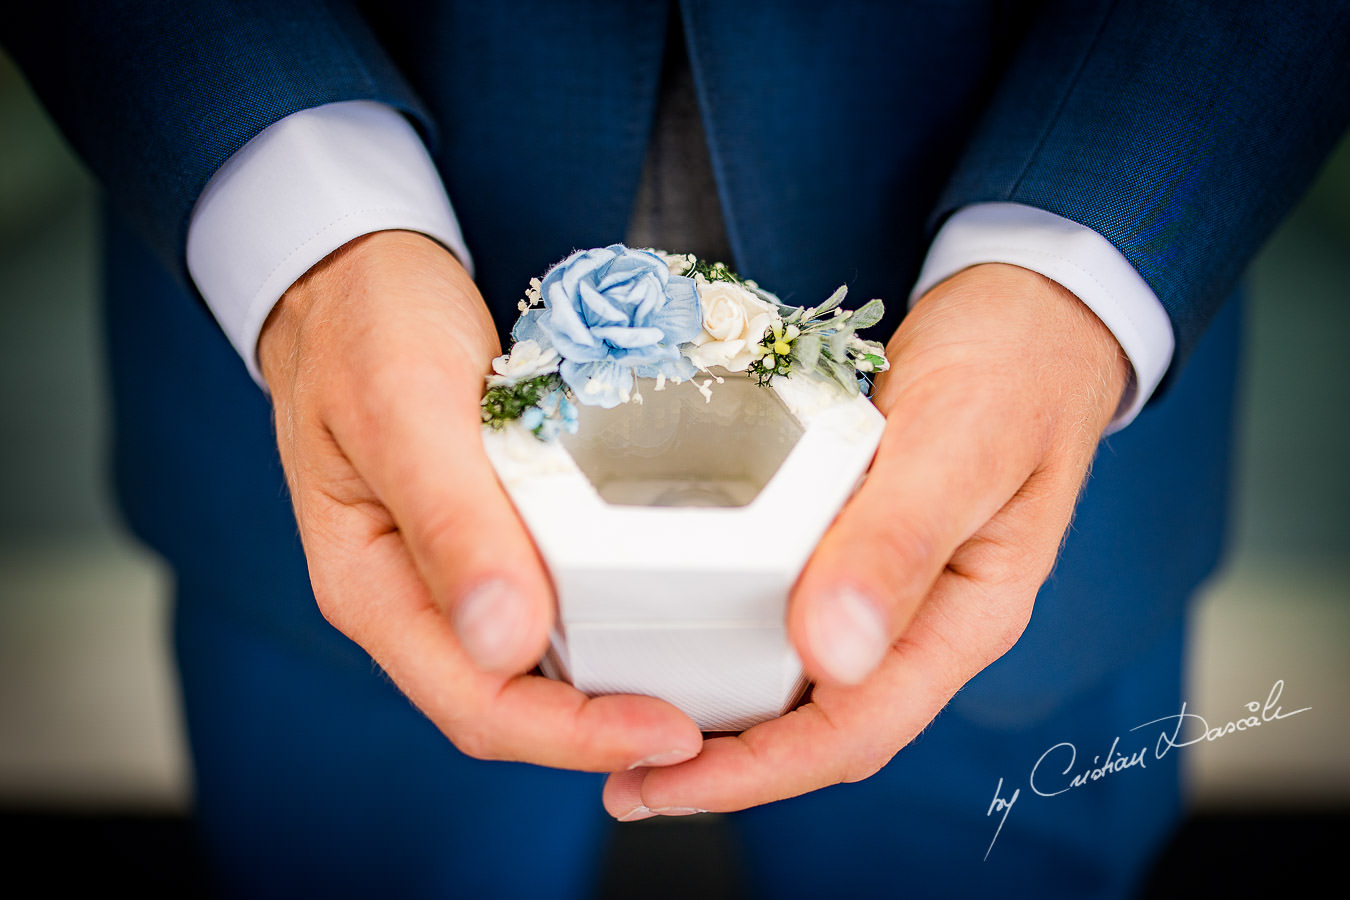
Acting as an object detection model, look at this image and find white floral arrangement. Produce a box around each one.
[481,244,889,440]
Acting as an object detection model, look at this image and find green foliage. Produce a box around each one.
[746,285,889,394]
[481,373,564,429]
[687,258,748,285]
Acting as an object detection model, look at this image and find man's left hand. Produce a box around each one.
[603,263,1130,817]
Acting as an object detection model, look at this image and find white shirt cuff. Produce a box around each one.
[910,203,1174,432]
[186,100,472,387]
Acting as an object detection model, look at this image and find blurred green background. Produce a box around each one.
[0,39,1347,888]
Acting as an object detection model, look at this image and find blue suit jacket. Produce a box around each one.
[3,0,1347,722]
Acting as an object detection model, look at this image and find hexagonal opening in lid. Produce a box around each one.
[560,372,803,507]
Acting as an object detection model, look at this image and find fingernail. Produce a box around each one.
[617,805,656,823]
[628,749,697,770]
[453,580,528,670]
[811,587,889,685]
[652,807,709,817]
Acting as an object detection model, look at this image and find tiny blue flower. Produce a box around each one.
[558,394,579,434]
[514,388,581,441]
[536,417,562,441]
[513,245,701,408]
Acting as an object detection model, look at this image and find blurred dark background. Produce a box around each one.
[1,47,1347,898]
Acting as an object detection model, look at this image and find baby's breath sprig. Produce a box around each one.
[748,285,888,395]
[688,257,748,286]
[685,257,787,312]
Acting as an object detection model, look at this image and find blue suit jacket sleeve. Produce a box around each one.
[0,0,430,290]
[933,0,1350,377]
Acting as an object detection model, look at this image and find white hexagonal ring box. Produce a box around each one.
[482,367,885,732]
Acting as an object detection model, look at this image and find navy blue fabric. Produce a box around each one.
[6,0,1347,895]
[369,0,1053,343]
[933,0,1350,379]
[362,0,673,316]
[674,0,1044,330]
[1,1,429,288]
[736,620,1187,900]
[175,592,611,900]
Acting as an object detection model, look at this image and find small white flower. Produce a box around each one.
[486,339,560,387]
[684,281,781,373]
[648,250,695,276]
[847,334,890,373]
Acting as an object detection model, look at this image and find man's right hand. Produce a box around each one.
[258,230,702,771]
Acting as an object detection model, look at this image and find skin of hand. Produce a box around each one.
[258,229,703,772]
[604,262,1131,818]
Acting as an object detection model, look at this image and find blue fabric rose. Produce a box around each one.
[513,245,701,407]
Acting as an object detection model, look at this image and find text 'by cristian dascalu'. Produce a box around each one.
[982,679,1310,860]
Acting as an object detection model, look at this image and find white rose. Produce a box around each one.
[486,339,560,387]
[684,281,780,372]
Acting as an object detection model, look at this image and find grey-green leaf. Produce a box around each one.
[811,285,848,319]
[823,356,859,394]
[848,298,884,330]
[793,333,822,370]
[827,329,852,361]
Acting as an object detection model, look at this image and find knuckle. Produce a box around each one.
[311,586,343,628]
[970,546,1026,590]
[307,568,354,633]
[951,532,1047,596]
[960,577,1036,666]
[448,722,499,761]
[985,607,1032,661]
[840,748,896,785]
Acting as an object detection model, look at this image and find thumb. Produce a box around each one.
[279,232,555,675]
[788,391,1037,687]
[788,263,1127,688]
[341,328,555,676]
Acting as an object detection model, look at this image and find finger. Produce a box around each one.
[311,499,704,772]
[605,643,951,814]
[788,377,1040,687]
[603,768,657,822]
